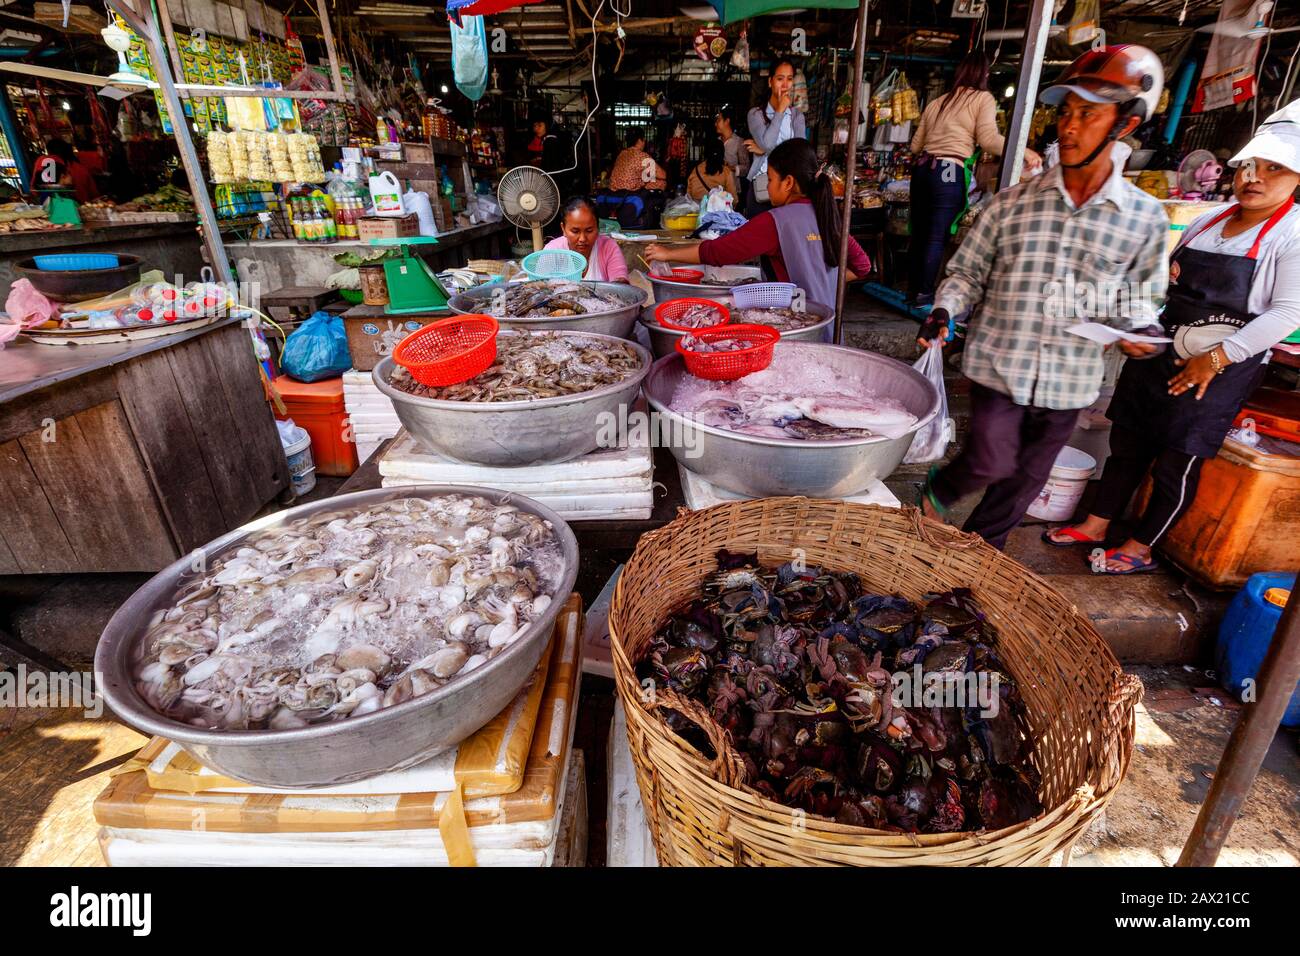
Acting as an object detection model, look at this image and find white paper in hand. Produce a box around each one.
[1066,323,1172,346]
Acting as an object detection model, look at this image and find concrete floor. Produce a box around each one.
[1,291,1293,867]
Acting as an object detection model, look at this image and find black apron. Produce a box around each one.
[1109,200,1291,458]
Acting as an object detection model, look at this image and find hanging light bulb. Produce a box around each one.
[440,84,449,93]
[1004,84,1015,99]
[61,100,71,111]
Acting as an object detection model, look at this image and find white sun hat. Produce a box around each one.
[1228,99,1300,173]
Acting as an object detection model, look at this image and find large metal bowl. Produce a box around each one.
[647,264,763,303]
[448,280,647,339]
[640,301,834,358]
[373,330,651,466]
[94,485,580,788]
[643,342,940,497]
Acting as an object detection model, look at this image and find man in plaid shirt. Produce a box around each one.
[918,45,1169,548]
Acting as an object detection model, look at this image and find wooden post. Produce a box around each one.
[1177,586,1300,866]
[832,0,870,345]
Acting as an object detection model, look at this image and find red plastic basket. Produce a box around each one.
[668,268,704,284]
[392,315,499,387]
[675,324,779,381]
[654,297,731,332]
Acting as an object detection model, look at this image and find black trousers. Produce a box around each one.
[908,157,967,300]
[930,383,1080,549]
[1089,423,1204,547]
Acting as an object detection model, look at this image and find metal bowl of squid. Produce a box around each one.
[94,485,580,788]
[373,330,652,467]
[447,280,647,339]
[646,264,763,303]
[639,300,834,359]
[643,341,941,497]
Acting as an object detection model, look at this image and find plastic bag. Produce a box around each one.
[280,311,351,382]
[902,342,953,463]
[450,15,489,102]
[5,278,59,329]
[698,185,735,217]
[661,194,699,230]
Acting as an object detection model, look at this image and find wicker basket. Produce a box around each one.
[608,499,1141,866]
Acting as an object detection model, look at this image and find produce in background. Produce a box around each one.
[638,552,1043,833]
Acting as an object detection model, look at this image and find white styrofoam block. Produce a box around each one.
[379,478,651,519]
[378,472,651,496]
[677,464,901,510]
[380,431,653,483]
[606,699,657,867]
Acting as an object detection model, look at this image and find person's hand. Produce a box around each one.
[917,308,952,350]
[1168,349,1225,401]
[1023,148,1043,172]
[776,92,793,114]
[644,243,673,263]
[1117,339,1158,358]
[744,138,764,155]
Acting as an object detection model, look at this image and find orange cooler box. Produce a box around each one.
[1150,436,1300,589]
[272,375,359,477]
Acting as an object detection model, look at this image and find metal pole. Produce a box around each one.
[833,0,870,346]
[109,0,233,284]
[998,0,1053,189]
[1177,586,1300,866]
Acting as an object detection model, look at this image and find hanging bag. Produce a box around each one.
[450,15,489,102]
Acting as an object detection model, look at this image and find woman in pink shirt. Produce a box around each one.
[543,196,628,282]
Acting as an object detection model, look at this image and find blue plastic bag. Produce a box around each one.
[281,311,351,383]
[450,15,489,102]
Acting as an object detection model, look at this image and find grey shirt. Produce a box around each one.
[722,133,751,180]
[746,103,806,199]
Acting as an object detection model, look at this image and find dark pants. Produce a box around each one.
[1089,423,1204,547]
[746,192,772,219]
[908,157,966,301]
[931,383,1080,549]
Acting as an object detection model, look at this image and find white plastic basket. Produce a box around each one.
[730,282,796,309]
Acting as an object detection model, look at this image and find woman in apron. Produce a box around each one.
[1044,101,1300,573]
[542,196,629,282]
[644,138,871,317]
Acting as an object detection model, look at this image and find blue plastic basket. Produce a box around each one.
[731,282,796,309]
[32,253,121,271]
[521,249,586,281]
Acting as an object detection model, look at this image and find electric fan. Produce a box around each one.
[497,166,560,252]
[1177,149,1223,201]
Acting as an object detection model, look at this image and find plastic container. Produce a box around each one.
[272,375,360,477]
[731,282,797,309]
[368,170,404,217]
[521,249,585,281]
[675,324,778,381]
[1215,572,1299,727]
[655,297,730,332]
[392,314,498,386]
[290,465,317,497]
[33,253,120,271]
[1026,446,1097,521]
[1147,435,1300,588]
[1235,387,1300,444]
[667,268,704,284]
[276,419,315,477]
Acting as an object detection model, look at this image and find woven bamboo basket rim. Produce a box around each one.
[608,498,1141,865]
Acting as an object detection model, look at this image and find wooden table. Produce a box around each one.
[339,439,687,551]
[0,318,288,573]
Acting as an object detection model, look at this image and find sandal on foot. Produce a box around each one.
[1095,549,1159,575]
[917,465,948,519]
[1042,525,1104,548]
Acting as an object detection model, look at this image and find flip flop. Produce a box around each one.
[1094,549,1159,575]
[917,465,949,519]
[1042,525,1104,548]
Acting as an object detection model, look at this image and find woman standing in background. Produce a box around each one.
[908,53,1041,307]
[745,58,805,218]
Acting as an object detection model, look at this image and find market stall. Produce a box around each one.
[2,0,1299,879]
[0,316,287,573]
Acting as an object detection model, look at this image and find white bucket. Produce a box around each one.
[1027,446,1097,522]
[277,419,315,478]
